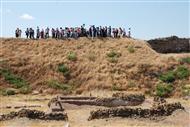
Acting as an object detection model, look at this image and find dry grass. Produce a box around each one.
[0,37,189,95]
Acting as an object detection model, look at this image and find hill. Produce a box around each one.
[0,37,189,97]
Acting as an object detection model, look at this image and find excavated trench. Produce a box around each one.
[48,94,145,107]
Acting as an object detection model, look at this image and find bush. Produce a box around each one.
[0,69,28,88]
[58,64,70,77]
[127,45,135,53]
[156,83,173,97]
[159,71,175,83]
[182,85,190,96]
[106,51,121,63]
[112,84,122,91]
[19,86,31,94]
[106,51,121,58]
[159,66,189,83]
[175,66,190,79]
[47,79,72,91]
[67,52,77,61]
[179,57,190,64]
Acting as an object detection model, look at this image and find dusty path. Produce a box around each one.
[0,94,190,127]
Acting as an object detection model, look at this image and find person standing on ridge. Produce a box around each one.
[128,28,131,38]
[25,28,29,38]
[15,28,19,38]
[36,27,40,39]
[18,29,22,38]
[45,27,50,38]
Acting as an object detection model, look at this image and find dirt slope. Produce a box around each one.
[0,38,189,96]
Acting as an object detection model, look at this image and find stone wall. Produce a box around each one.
[147,36,190,53]
[0,109,68,121]
[88,102,184,120]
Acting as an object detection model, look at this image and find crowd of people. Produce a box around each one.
[15,24,131,39]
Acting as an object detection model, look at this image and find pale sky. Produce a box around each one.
[0,0,189,39]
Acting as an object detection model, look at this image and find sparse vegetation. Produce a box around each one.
[47,79,72,91]
[179,57,190,64]
[127,45,135,53]
[159,66,189,83]
[156,83,173,97]
[67,52,77,61]
[159,71,175,83]
[181,85,190,96]
[58,64,70,77]
[112,84,122,91]
[175,66,190,79]
[19,85,31,94]
[106,51,121,63]
[107,51,121,58]
[0,69,28,89]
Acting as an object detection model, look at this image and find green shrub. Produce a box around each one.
[106,51,121,58]
[179,57,190,64]
[47,79,72,91]
[175,66,190,79]
[182,85,190,96]
[159,66,189,83]
[159,71,175,83]
[112,84,122,91]
[19,86,31,94]
[127,45,135,53]
[67,52,77,61]
[0,69,28,88]
[156,83,173,97]
[58,64,70,77]
[106,51,121,63]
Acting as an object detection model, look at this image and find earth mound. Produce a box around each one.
[0,37,189,96]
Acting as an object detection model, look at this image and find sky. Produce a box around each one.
[0,0,189,39]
